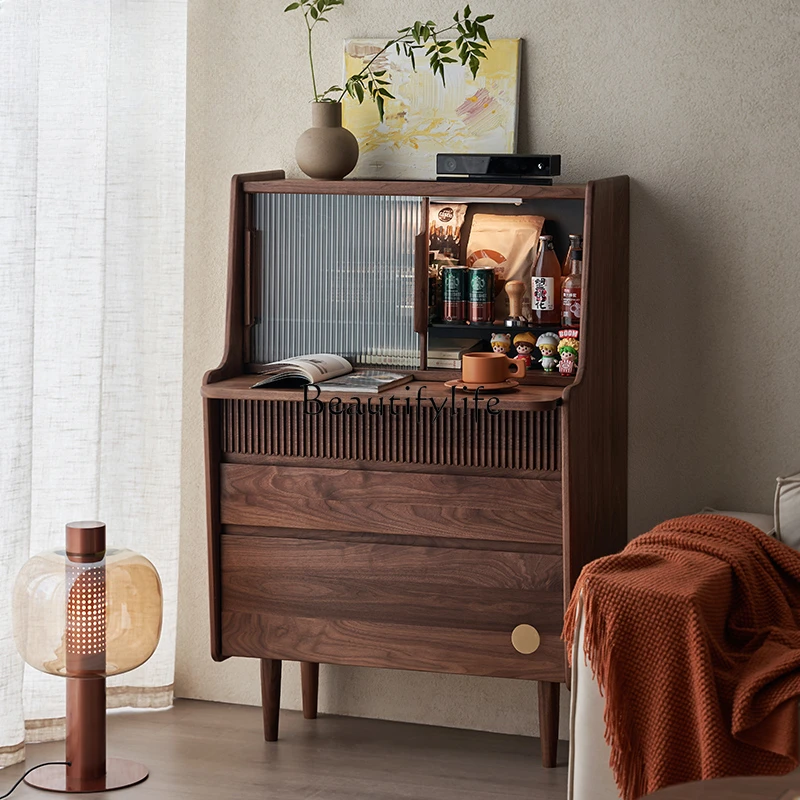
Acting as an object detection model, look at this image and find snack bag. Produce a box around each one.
[466,213,545,320]
[429,203,467,266]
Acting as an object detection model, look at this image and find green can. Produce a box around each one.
[468,266,494,324]
[441,266,467,323]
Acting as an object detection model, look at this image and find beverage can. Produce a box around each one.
[441,266,467,323]
[468,266,494,324]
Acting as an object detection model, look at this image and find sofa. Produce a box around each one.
[567,472,800,800]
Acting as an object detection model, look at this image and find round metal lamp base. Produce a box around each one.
[25,758,149,793]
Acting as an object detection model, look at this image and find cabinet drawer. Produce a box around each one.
[219,464,562,545]
[220,398,561,472]
[220,534,565,681]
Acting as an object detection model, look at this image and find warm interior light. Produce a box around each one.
[14,548,162,678]
[12,522,161,793]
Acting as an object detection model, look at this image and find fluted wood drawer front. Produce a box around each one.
[220,535,565,681]
[219,464,562,545]
[220,398,561,472]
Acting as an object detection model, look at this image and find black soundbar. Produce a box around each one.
[436,153,561,184]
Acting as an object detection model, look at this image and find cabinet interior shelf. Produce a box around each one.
[429,322,565,339]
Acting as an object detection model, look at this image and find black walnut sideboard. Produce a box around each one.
[203,172,629,767]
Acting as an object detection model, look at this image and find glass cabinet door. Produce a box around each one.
[250,193,423,369]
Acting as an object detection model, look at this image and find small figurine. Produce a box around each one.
[490,332,512,354]
[512,332,537,368]
[536,332,561,372]
[557,333,580,376]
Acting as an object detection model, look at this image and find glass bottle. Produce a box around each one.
[531,235,561,325]
[561,245,582,327]
[563,234,583,278]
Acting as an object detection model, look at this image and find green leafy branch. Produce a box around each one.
[283,2,493,121]
[283,0,346,102]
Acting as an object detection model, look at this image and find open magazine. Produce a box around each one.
[250,354,352,387]
[250,354,412,393]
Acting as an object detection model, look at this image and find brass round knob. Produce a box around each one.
[511,624,541,654]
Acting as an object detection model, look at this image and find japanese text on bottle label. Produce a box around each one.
[532,277,555,312]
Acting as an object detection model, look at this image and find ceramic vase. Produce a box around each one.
[295,102,359,180]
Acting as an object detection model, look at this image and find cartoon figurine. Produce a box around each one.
[536,332,561,372]
[557,333,580,376]
[490,332,511,354]
[512,332,537,368]
[557,340,579,376]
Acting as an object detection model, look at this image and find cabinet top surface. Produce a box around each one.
[242,177,587,201]
[202,375,564,411]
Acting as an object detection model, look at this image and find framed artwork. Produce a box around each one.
[342,38,521,180]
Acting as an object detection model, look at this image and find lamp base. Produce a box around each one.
[24,758,148,793]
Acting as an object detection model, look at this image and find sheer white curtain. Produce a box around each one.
[0,0,186,766]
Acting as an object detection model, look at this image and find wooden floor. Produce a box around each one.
[2,699,568,799]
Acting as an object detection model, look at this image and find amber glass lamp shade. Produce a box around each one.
[12,522,162,793]
[13,542,162,678]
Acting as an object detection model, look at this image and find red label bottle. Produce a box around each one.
[561,241,582,327]
[531,235,561,325]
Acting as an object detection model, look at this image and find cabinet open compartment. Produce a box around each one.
[238,176,593,381]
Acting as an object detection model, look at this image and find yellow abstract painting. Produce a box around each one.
[342,38,521,180]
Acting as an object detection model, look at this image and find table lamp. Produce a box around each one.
[13,521,162,792]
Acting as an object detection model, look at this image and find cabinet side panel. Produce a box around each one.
[563,176,630,598]
[205,171,283,384]
[203,397,225,660]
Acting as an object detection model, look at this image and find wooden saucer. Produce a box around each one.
[443,379,519,393]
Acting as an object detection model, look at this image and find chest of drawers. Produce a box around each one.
[203,173,629,766]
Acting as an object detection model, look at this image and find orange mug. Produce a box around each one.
[461,352,526,384]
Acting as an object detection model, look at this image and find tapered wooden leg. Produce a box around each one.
[301,662,319,720]
[260,659,282,742]
[538,680,560,768]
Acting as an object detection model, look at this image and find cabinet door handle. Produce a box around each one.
[511,624,541,654]
[244,229,252,327]
[413,219,429,335]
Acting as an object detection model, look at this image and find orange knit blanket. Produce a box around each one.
[563,514,800,800]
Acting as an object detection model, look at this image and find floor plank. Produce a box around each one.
[0,699,568,799]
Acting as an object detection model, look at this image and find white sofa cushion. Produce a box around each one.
[775,472,800,550]
[701,509,775,535]
[568,592,619,800]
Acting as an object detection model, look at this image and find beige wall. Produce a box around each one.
[177,0,800,737]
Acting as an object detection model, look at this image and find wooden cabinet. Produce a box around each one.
[203,172,629,767]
